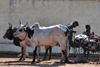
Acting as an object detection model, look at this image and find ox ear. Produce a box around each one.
[8,22,12,29]
[24,22,28,27]
[19,20,21,25]
[13,27,17,32]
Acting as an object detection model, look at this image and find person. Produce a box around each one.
[83,25,98,58]
[83,25,94,37]
[67,21,79,46]
[83,25,99,42]
[64,21,79,63]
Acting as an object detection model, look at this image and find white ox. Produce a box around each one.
[13,22,69,63]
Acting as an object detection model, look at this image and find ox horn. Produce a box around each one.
[19,20,21,25]
[24,22,28,27]
[8,22,12,29]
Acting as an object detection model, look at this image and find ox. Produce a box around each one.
[3,22,51,61]
[3,23,29,60]
[13,22,69,63]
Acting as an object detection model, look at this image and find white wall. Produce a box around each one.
[0,0,100,52]
[0,44,84,54]
[0,44,62,53]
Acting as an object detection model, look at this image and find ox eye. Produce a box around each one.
[7,31,9,33]
[32,26,34,28]
[19,29,22,32]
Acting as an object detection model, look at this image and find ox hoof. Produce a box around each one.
[48,58,51,60]
[60,59,64,63]
[60,61,64,63]
[31,61,35,64]
[64,58,71,63]
[36,60,40,63]
[19,58,22,61]
[60,60,63,63]
[42,59,45,61]
[36,61,40,63]
[22,58,25,60]
[64,60,72,63]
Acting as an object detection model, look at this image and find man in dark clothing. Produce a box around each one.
[82,25,94,58]
[83,25,99,42]
[64,21,79,63]
[83,25,94,37]
[67,21,79,46]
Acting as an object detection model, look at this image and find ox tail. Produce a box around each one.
[64,28,69,36]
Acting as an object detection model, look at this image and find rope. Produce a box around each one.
[19,27,29,41]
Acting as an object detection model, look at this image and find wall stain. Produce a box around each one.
[68,2,74,10]
[27,0,29,2]
[19,0,21,4]
[32,0,35,6]
[9,0,13,6]
[9,0,17,14]
[42,0,45,6]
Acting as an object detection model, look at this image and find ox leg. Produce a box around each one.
[60,45,70,63]
[87,51,89,59]
[84,49,86,57]
[66,46,70,57]
[59,42,66,63]
[31,46,37,63]
[22,45,26,60]
[19,47,23,60]
[60,50,65,63]
[43,48,48,60]
[37,47,40,63]
[64,46,70,63]
[64,50,69,63]
[48,46,52,60]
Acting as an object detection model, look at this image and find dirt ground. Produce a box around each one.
[0,53,100,67]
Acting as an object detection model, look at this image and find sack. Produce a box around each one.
[89,36,99,42]
[74,55,89,63]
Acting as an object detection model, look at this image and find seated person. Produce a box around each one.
[83,25,99,42]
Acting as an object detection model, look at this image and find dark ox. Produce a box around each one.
[3,23,52,61]
[3,23,27,60]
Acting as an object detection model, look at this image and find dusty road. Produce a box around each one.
[0,53,100,67]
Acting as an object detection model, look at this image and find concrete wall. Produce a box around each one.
[0,0,100,53]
